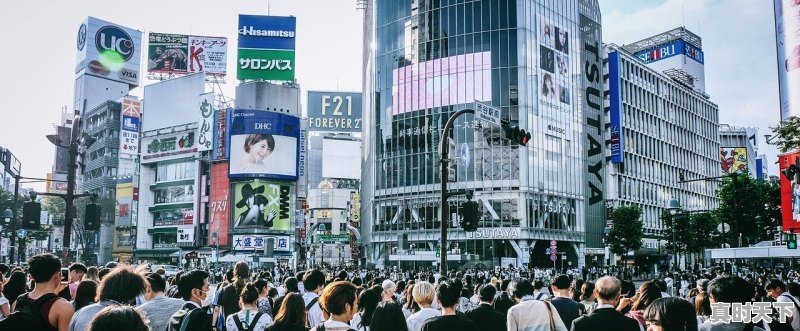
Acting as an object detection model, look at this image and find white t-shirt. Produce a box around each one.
[778,294,800,331]
[225,309,273,331]
[665,277,674,288]
[0,295,8,321]
[406,307,441,331]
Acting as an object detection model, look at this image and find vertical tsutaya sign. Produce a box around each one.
[198,93,214,152]
[580,0,605,248]
[306,91,363,132]
[774,0,800,120]
[608,51,623,164]
[236,15,296,81]
[120,97,141,159]
[76,17,142,88]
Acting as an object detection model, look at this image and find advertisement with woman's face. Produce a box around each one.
[228,109,300,180]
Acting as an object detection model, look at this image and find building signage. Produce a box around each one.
[154,208,194,226]
[720,147,748,174]
[141,130,197,163]
[779,152,800,230]
[306,91,363,132]
[633,39,704,65]
[237,49,295,81]
[76,17,142,87]
[474,101,502,126]
[208,163,230,246]
[775,0,800,120]
[147,33,228,77]
[297,119,307,198]
[232,234,290,252]
[119,97,141,159]
[315,210,335,218]
[316,234,350,244]
[177,227,195,243]
[538,15,572,115]
[213,108,229,160]
[198,93,214,152]
[466,228,520,239]
[608,51,624,164]
[231,180,294,231]
[228,109,300,180]
[236,15,296,81]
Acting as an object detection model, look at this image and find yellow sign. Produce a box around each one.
[315,209,333,218]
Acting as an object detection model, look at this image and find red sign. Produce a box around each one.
[119,204,129,217]
[208,162,231,246]
[780,152,800,231]
[183,209,194,224]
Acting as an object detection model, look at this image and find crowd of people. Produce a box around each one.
[0,254,799,331]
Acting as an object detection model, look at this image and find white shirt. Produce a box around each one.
[225,309,273,331]
[406,307,441,331]
[0,295,8,321]
[665,277,674,288]
[778,294,800,331]
[303,292,324,327]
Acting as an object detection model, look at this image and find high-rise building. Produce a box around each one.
[362,0,606,268]
[622,27,706,95]
[605,44,719,268]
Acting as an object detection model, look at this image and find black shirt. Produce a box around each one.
[421,314,479,331]
[551,297,582,328]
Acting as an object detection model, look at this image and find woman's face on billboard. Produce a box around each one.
[249,139,273,162]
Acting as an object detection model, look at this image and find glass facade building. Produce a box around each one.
[362,0,604,268]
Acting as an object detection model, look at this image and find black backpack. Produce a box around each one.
[232,312,263,331]
[0,293,59,330]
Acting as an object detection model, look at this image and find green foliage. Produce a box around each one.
[771,116,800,153]
[713,172,781,246]
[689,212,718,252]
[661,210,693,254]
[607,205,643,255]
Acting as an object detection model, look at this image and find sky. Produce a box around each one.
[0,0,783,191]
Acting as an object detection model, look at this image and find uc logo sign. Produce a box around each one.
[95,26,134,62]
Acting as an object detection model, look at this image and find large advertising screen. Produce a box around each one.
[391,51,491,115]
[775,0,800,120]
[322,138,361,180]
[147,33,228,77]
[538,16,572,115]
[720,147,748,174]
[231,180,294,231]
[76,17,142,87]
[780,152,800,230]
[229,109,300,180]
[237,15,296,81]
[307,91,363,132]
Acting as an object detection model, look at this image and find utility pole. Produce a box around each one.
[10,174,19,263]
[439,108,474,275]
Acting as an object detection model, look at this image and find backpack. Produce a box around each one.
[232,312,263,331]
[0,293,59,330]
[305,297,319,328]
[313,322,356,331]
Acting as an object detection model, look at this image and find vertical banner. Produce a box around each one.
[297,119,308,198]
[779,152,800,231]
[198,93,214,152]
[774,0,800,120]
[120,97,141,159]
[208,163,230,246]
[608,51,624,164]
[113,176,134,253]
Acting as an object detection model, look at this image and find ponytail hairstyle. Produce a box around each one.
[233,261,250,296]
[241,282,260,305]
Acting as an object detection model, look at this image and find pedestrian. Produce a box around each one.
[405,281,439,331]
[0,272,9,321]
[3,254,75,331]
[68,266,147,331]
[226,283,273,331]
[85,267,100,283]
[221,262,251,318]
[419,281,477,331]
[493,279,514,315]
[693,292,711,324]
[72,280,98,311]
[570,276,639,331]
[698,276,766,331]
[533,280,550,301]
[58,263,87,301]
[3,270,26,308]
[265,293,308,331]
[370,301,408,331]
[618,281,662,329]
[87,305,150,331]
[643,297,697,331]
[254,278,274,318]
[302,269,326,328]
[138,273,185,331]
[273,277,300,317]
[579,282,597,315]
[167,270,213,331]
[381,279,397,302]
[507,279,567,331]
[765,279,798,331]
[402,284,418,318]
[350,285,380,330]
[309,281,358,331]
[550,274,582,327]
[464,284,506,330]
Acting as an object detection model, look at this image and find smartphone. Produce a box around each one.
[61,269,68,282]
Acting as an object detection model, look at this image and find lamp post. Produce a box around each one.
[317,223,326,268]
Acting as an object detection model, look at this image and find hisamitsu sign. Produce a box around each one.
[307,91,363,132]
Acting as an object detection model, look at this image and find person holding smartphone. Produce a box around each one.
[58,263,87,301]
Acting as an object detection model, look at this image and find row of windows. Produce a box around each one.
[88,148,119,161]
[155,162,196,183]
[85,166,117,180]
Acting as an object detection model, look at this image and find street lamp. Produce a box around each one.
[667,198,682,271]
[317,223,327,268]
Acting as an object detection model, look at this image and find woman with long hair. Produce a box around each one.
[265,293,308,331]
[579,282,597,315]
[351,285,381,330]
[694,292,712,324]
[644,297,697,331]
[73,279,98,311]
[570,278,584,302]
[221,261,251,317]
[618,281,662,330]
[254,278,274,318]
[370,302,409,331]
[0,273,9,321]
[3,270,26,308]
[226,283,273,331]
[402,284,419,318]
[85,267,100,283]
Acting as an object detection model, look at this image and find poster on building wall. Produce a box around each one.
[198,93,214,152]
[141,130,197,163]
[780,152,800,230]
[208,163,230,246]
[350,192,360,226]
[187,36,228,76]
[720,147,748,174]
[232,234,290,252]
[538,16,572,115]
[231,180,294,231]
[147,33,188,74]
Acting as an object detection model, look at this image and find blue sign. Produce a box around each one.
[608,51,624,164]
[122,115,139,131]
[228,109,301,180]
[633,39,704,65]
[17,229,26,239]
[237,15,296,51]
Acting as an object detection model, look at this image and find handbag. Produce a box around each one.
[544,301,556,331]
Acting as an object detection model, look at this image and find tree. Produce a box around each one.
[713,172,782,247]
[661,210,693,256]
[771,116,800,153]
[689,212,718,261]
[606,206,643,259]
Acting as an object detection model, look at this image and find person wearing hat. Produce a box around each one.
[234,183,277,228]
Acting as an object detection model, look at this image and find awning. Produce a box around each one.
[149,203,194,212]
[147,227,178,235]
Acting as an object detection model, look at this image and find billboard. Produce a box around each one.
[775,0,800,120]
[608,51,624,164]
[232,234,290,252]
[231,180,294,231]
[392,51,491,115]
[198,93,214,152]
[237,15,296,81]
[147,33,228,76]
[228,109,300,180]
[539,16,572,115]
[76,17,142,87]
[632,39,704,65]
[113,177,134,253]
[720,147,748,174]
[780,152,800,230]
[307,91,363,132]
[141,130,197,164]
[120,97,141,158]
[208,163,230,246]
[322,138,361,180]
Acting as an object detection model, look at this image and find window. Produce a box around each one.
[153,185,195,204]
[156,162,196,182]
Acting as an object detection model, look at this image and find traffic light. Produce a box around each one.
[461,200,479,232]
[788,233,797,250]
[22,201,41,230]
[84,203,101,231]
[503,125,531,146]
[782,157,800,184]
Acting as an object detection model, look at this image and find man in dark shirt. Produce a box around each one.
[492,279,514,315]
[272,276,300,316]
[168,270,213,331]
[549,274,581,327]
[465,284,506,330]
[421,281,478,331]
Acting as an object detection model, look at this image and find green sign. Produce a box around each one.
[237,49,295,81]
[316,234,350,244]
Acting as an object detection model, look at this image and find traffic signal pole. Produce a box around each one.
[439,108,474,275]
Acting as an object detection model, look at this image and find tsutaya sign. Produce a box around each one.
[467,228,520,239]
